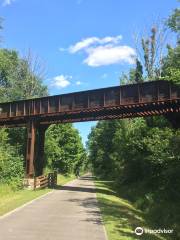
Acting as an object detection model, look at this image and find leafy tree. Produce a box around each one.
[0,49,47,102]
[119,58,143,85]
[161,45,180,84]
[45,124,86,174]
[167,8,180,34]
[87,120,120,178]
[135,59,143,82]
[161,8,180,84]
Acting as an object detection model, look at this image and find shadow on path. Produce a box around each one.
[55,176,115,196]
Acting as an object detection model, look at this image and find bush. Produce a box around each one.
[0,129,24,189]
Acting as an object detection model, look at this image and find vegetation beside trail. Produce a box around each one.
[95,180,171,240]
[0,185,50,216]
[0,173,78,217]
[89,100,180,238]
[57,173,76,186]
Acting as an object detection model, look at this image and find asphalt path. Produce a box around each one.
[0,175,107,240]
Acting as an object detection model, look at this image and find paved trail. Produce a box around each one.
[0,175,107,240]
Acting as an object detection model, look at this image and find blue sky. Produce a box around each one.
[0,0,178,145]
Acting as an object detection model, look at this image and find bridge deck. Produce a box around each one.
[0,80,179,127]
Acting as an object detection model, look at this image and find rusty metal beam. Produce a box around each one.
[35,125,49,176]
[26,120,36,178]
[0,80,179,128]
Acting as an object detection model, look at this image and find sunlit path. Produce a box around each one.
[0,175,107,240]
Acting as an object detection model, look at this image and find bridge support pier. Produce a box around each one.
[35,125,48,176]
[26,120,36,178]
[25,121,49,178]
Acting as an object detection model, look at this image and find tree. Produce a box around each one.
[141,26,160,79]
[161,8,180,84]
[45,124,86,174]
[161,44,180,84]
[167,8,180,34]
[0,49,47,102]
[135,59,143,83]
[134,21,169,80]
[88,120,122,178]
[119,59,143,85]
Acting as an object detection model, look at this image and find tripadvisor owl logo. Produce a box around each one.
[135,227,144,235]
[134,227,174,236]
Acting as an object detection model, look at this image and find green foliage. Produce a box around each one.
[88,118,180,237]
[119,59,143,85]
[135,59,143,83]
[0,129,24,189]
[0,186,50,216]
[161,44,180,84]
[167,8,180,33]
[95,180,170,240]
[88,120,120,178]
[0,49,47,102]
[45,124,87,174]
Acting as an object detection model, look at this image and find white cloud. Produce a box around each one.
[69,35,122,53]
[84,45,136,67]
[69,37,98,53]
[76,81,82,85]
[52,75,71,88]
[65,35,136,67]
[2,0,15,6]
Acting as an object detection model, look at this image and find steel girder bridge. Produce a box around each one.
[0,80,179,178]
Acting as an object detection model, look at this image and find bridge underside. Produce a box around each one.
[0,99,179,127]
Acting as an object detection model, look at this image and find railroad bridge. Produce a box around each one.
[0,80,179,178]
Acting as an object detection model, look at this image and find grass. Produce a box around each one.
[57,173,76,186]
[0,174,77,217]
[95,180,168,240]
[0,184,50,216]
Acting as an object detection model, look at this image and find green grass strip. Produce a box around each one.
[0,187,50,216]
[95,180,166,240]
[57,173,76,186]
[0,174,77,217]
